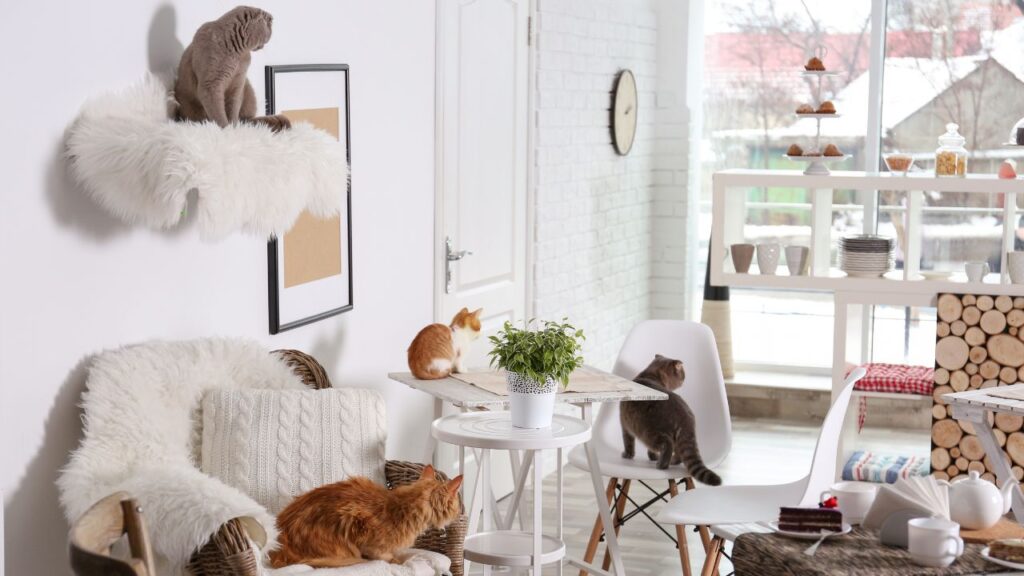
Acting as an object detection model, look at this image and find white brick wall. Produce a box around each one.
[533,0,660,368]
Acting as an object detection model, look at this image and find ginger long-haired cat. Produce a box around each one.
[407,308,482,379]
[270,465,463,568]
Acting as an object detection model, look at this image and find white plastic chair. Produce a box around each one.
[568,320,732,576]
[655,366,867,576]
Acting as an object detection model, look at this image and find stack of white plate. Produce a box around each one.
[839,235,893,278]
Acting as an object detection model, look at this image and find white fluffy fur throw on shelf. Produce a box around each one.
[65,75,348,240]
[57,339,309,575]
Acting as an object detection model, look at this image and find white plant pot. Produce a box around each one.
[507,372,557,429]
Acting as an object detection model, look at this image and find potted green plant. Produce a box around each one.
[488,319,585,428]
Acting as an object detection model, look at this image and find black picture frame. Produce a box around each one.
[265,64,353,334]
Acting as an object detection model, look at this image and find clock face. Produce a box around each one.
[612,69,638,155]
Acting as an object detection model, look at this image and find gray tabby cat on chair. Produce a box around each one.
[620,354,722,485]
[174,6,291,132]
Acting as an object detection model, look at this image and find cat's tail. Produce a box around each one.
[677,441,722,486]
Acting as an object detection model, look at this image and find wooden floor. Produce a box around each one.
[480,418,929,575]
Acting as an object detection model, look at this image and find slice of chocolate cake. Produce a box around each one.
[990,539,1024,563]
[778,507,843,533]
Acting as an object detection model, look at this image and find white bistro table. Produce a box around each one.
[944,385,1024,522]
[389,369,668,576]
[433,411,590,575]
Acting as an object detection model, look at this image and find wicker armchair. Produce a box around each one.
[187,349,468,576]
[70,492,156,576]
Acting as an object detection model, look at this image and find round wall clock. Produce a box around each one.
[612,69,638,155]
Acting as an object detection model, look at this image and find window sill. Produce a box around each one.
[726,370,831,392]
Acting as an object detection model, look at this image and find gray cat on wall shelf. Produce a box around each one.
[174,6,291,132]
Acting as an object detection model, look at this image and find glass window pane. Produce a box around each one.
[919,192,1004,275]
[871,305,937,366]
[699,0,873,366]
[881,0,1024,172]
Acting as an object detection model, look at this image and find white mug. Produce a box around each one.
[756,242,781,275]
[1009,252,1024,284]
[907,517,963,568]
[820,481,877,525]
[965,261,989,283]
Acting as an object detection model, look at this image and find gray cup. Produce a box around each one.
[731,244,755,274]
[785,246,810,276]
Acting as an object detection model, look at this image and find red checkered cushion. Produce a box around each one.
[851,363,934,395]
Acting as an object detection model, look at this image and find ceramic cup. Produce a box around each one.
[730,244,755,274]
[1009,252,1024,284]
[820,481,877,525]
[907,517,963,568]
[756,242,781,275]
[965,261,990,283]
[785,246,810,276]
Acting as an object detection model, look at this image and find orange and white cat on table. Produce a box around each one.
[407,308,482,379]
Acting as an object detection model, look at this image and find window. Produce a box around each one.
[695,0,1024,372]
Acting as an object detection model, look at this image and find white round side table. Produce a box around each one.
[432,411,591,575]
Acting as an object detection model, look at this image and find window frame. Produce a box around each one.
[691,0,944,374]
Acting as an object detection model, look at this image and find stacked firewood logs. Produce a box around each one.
[932,293,1024,483]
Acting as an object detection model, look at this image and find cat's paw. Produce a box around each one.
[621,450,634,459]
[655,460,670,470]
[647,451,658,461]
[251,114,292,132]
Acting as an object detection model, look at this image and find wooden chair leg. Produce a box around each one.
[668,480,693,576]
[684,477,713,552]
[601,479,632,571]
[700,536,724,576]
[580,478,617,576]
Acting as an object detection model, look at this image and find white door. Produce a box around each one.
[435,0,532,499]
[436,0,530,367]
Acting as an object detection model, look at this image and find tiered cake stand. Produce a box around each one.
[789,70,848,175]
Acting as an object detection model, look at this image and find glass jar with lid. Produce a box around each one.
[935,122,967,177]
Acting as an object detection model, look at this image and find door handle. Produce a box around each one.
[445,236,473,294]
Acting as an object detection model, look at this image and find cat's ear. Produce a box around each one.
[655,354,664,360]
[459,307,469,315]
[447,475,464,495]
[419,464,436,482]
[674,361,684,375]
[472,308,483,318]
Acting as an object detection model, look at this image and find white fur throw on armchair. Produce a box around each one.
[58,339,310,575]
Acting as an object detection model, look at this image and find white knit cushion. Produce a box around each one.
[201,388,387,514]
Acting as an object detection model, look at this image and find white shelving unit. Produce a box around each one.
[711,170,1024,288]
[710,169,1024,478]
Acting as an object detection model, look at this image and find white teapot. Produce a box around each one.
[941,470,1018,530]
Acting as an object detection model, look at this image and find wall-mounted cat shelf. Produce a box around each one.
[66,75,347,240]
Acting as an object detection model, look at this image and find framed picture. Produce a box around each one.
[265,64,353,334]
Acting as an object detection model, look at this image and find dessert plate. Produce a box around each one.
[768,521,852,539]
[919,271,952,281]
[981,547,1024,570]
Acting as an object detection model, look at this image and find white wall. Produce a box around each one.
[0,2,436,574]
[533,0,659,367]
[651,0,695,320]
